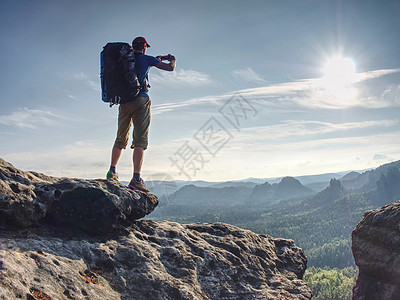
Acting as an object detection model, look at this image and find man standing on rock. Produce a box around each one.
[106,36,176,192]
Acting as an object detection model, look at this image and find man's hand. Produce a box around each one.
[156,54,175,61]
[169,54,176,69]
[155,54,176,71]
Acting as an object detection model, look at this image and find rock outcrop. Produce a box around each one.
[352,200,400,300]
[0,158,312,299]
[0,158,158,234]
[0,222,312,300]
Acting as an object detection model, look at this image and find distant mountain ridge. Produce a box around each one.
[346,160,400,192]
[146,168,377,194]
[148,159,400,269]
[153,176,314,217]
[149,160,400,216]
[249,177,314,206]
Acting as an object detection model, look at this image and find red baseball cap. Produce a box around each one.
[132,36,150,47]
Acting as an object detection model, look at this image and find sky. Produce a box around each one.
[0,0,399,182]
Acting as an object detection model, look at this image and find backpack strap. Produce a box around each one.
[134,53,150,91]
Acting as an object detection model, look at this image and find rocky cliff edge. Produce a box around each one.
[352,200,400,300]
[0,158,311,299]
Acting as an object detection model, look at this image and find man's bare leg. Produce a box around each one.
[133,146,144,174]
[111,146,123,167]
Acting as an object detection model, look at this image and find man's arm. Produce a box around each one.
[155,55,176,71]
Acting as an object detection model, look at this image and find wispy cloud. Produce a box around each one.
[58,71,101,97]
[152,67,400,114]
[358,68,400,81]
[232,67,266,83]
[158,130,400,181]
[238,68,400,109]
[87,80,101,92]
[0,108,63,130]
[151,69,212,86]
[152,94,227,115]
[72,72,101,92]
[227,132,400,179]
[72,72,89,80]
[233,119,399,142]
[373,154,388,160]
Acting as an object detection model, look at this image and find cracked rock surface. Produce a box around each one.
[1,222,311,299]
[0,158,311,299]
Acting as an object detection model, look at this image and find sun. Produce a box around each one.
[323,56,357,84]
[318,56,358,100]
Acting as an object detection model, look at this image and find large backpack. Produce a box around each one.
[100,42,142,107]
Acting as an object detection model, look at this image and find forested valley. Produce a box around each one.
[147,160,400,298]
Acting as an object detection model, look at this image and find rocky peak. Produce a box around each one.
[250,177,313,203]
[0,158,312,299]
[328,178,344,201]
[276,177,313,199]
[279,176,303,187]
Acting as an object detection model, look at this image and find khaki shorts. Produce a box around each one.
[113,96,151,150]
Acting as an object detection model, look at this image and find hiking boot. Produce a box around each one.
[106,171,119,182]
[128,178,150,193]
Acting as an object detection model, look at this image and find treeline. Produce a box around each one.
[150,207,359,268]
[304,266,358,300]
[150,190,375,268]
[148,163,400,268]
[307,239,354,268]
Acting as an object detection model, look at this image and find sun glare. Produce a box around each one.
[318,56,358,101]
[323,56,356,84]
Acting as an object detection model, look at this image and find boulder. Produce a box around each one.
[0,158,158,234]
[352,200,400,299]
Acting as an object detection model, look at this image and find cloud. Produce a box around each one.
[373,154,388,160]
[233,119,399,142]
[380,85,400,105]
[71,72,101,92]
[232,67,266,83]
[72,72,89,80]
[58,72,101,98]
[86,80,101,92]
[159,129,400,181]
[152,67,400,114]
[2,140,110,179]
[150,69,212,86]
[151,80,310,115]
[0,108,63,130]
[239,68,400,109]
[152,94,228,115]
[358,68,400,81]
